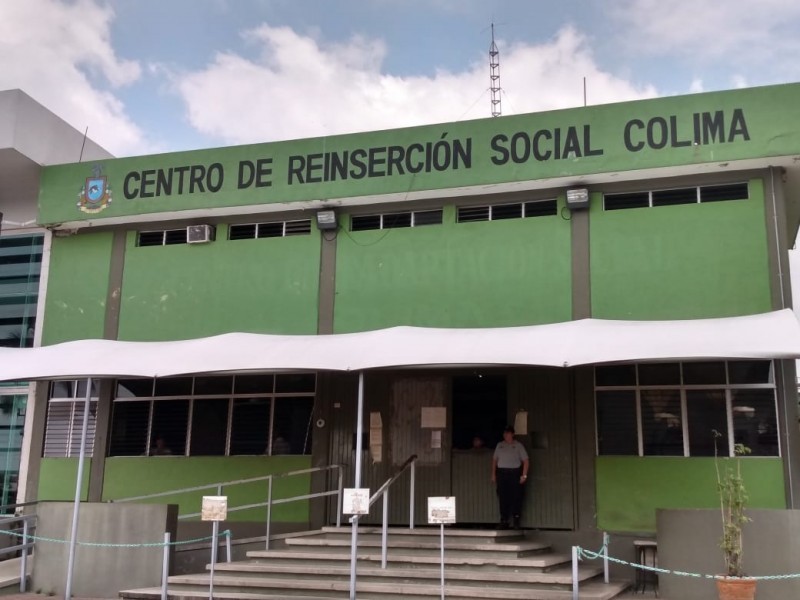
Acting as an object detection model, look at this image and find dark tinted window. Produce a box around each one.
[230,398,271,455]
[272,397,314,455]
[596,391,638,455]
[595,365,636,387]
[641,391,683,456]
[652,187,697,207]
[151,400,189,455]
[190,399,229,456]
[687,390,728,457]
[604,192,649,210]
[683,362,726,385]
[109,401,150,456]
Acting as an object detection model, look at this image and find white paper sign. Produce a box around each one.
[421,406,446,429]
[427,496,456,524]
[343,488,371,515]
[201,496,228,521]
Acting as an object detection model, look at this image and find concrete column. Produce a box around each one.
[87,230,127,501]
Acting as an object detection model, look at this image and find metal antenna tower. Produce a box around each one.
[489,23,502,117]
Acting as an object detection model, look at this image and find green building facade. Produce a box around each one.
[25,83,800,537]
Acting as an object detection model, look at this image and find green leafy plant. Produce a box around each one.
[714,430,751,577]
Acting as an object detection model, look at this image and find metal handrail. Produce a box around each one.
[115,464,345,550]
[0,513,36,592]
[350,453,418,569]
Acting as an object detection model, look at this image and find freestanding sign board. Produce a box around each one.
[343,488,371,515]
[428,497,456,599]
[201,495,227,600]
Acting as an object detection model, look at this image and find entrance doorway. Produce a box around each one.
[452,374,507,450]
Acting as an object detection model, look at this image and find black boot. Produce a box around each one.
[512,516,521,530]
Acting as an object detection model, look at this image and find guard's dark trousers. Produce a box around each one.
[496,467,524,526]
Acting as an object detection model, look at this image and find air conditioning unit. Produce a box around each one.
[187,224,216,244]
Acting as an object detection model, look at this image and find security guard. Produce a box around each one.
[491,425,529,529]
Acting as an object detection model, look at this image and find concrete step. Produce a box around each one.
[319,526,526,543]
[284,536,550,556]
[122,578,630,600]
[209,560,604,584]
[246,548,572,570]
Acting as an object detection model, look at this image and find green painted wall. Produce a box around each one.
[334,204,572,331]
[41,234,112,344]
[39,457,312,522]
[590,179,771,319]
[596,456,786,532]
[116,226,320,340]
[38,83,800,226]
[39,458,91,501]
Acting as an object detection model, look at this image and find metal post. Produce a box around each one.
[65,377,93,600]
[20,518,28,592]
[603,532,609,583]
[209,521,219,600]
[265,476,273,550]
[336,467,343,528]
[349,371,365,600]
[409,460,415,530]
[161,532,170,600]
[571,546,579,600]
[381,491,389,569]
[440,523,445,600]
[225,530,232,563]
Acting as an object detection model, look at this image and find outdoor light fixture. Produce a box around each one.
[316,209,338,231]
[565,187,590,211]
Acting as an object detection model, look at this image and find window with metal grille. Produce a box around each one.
[350,209,443,231]
[595,360,778,457]
[604,183,749,211]
[137,229,187,247]
[43,380,99,457]
[108,374,316,456]
[229,219,312,240]
[457,200,556,223]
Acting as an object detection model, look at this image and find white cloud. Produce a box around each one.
[0,0,150,156]
[174,24,657,145]
[610,0,800,76]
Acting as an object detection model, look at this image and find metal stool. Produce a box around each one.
[633,539,658,595]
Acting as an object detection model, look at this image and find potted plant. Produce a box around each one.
[714,431,756,600]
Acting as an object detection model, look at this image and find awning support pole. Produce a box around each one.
[349,372,365,600]
[65,377,93,600]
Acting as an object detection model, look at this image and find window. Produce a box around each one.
[229,219,312,240]
[456,200,556,223]
[137,229,187,247]
[106,374,316,457]
[595,361,778,457]
[351,209,443,231]
[603,182,749,211]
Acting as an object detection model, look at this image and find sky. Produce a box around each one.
[2,0,800,158]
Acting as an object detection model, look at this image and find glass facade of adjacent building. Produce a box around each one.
[0,233,43,505]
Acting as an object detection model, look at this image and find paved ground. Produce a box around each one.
[1,596,115,600]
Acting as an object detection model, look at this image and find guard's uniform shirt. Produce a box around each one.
[493,440,529,468]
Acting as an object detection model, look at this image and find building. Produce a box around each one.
[7,83,800,555]
[0,89,111,506]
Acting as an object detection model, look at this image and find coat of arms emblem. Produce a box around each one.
[77,165,112,214]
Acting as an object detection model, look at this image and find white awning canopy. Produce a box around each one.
[2,309,800,381]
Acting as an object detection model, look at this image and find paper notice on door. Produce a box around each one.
[421,406,446,429]
[514,410,528,436]
[431,430,442,449]
[370,415,383,462]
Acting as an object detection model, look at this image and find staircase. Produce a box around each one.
[120,526,629,600]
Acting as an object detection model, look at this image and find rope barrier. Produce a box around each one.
[0,527,231,548]
[577,545,800,581]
